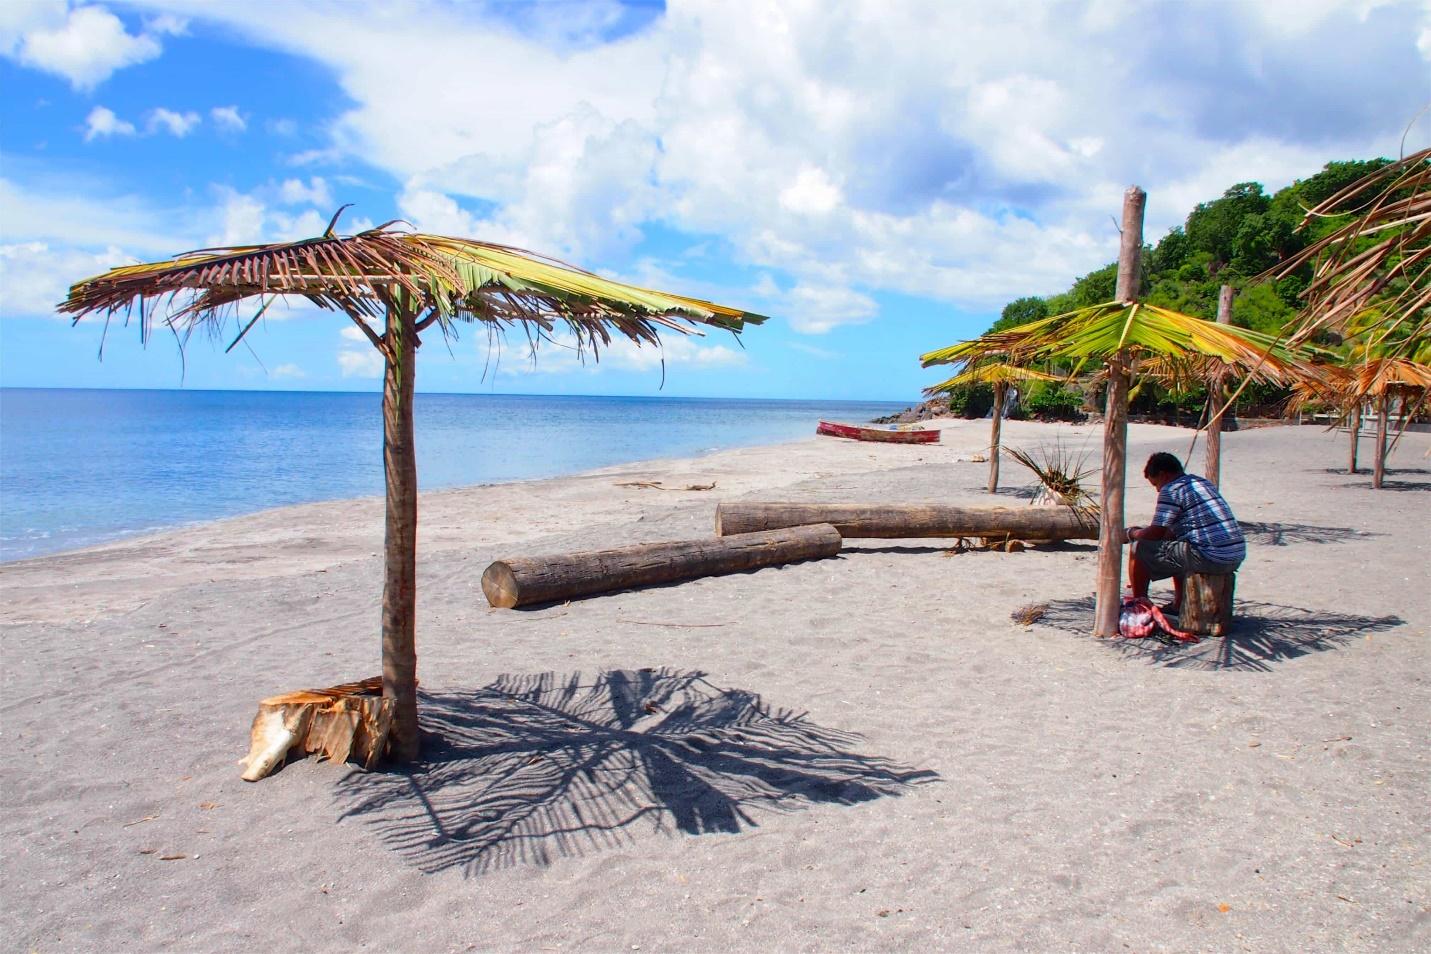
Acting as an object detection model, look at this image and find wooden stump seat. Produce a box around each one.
[1182,572,1236,637]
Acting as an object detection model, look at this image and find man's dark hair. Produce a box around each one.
[1144,452,1185,479]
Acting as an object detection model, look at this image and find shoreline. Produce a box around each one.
[2,419,1428,951]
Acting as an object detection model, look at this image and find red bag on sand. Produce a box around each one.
[1119,597,1198,643]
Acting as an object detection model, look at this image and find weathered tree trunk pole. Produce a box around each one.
[988,382,1005,493]
[1373,392,1388,489]
[1205,284,1234,488]
[483,525,843,608]
[381,301,420,762]
[715,502,1098,540]
[1094,186,1146,637]
[1348,401,1362,474]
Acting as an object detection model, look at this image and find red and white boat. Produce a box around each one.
[816,420,940,444]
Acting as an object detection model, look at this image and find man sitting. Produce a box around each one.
[1125,452,1245,615]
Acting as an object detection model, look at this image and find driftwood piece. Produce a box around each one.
[482,524,842,609]
[239,677,395,781]
[714,503,1098,541]
[1183,572,1236,636]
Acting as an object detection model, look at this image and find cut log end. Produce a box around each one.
[481,561,520,609]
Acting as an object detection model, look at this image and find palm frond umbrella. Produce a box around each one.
[59,216,767,762]
[920,359,1058,492]
[1353,356,1431,487]
[1270,146,1431,356]
[929,300,1306,635]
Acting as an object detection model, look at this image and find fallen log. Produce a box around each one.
[239,677,394,782]
[715,502,1099,540]
[482,524,842,608]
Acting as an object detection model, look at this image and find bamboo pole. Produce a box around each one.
[1373,392,1388,489]
[381,301,420,762]
[1205,284,1234,488]
[1094,186,1146,637]
[989,382,1005,493]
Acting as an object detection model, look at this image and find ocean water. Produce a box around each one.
[0,389,906,561]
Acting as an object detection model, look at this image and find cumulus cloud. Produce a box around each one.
[210,105,246,132]
[0,240,129,317]
[338,347,383,378]
[4,3,174,91]
[52,0,1431,330]
[83,104,135,141]
[271,362,305,379]
[278,176,332,208]
[146,107,200,137]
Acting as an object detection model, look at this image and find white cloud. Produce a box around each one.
[210,105,246,132]
[0,240,128,317]
[147,107,200,137]
[272,362,305,379]
[278,176,332,208]
[8,4,163,91]
[338,347,383,377]
[783,284,878,335]
[57,0,1431,330]
[779,166,843,216]
[83,105,135,141]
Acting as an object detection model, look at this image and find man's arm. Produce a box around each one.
[1126,523,1173,543]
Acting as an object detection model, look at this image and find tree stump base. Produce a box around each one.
[1183,572,1235,637]
[239,677,395,781]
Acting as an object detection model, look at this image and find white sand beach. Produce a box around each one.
[2,419,1428,952]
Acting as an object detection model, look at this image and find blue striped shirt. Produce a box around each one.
[1152,474,1245,565]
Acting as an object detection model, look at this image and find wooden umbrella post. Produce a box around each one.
[1349,400,1362,474]
[380,300,421,762]
[1094,186,1145,637]
[1205,284,1234,488]
[989,382,1005,493]
[1373,392,1388,490]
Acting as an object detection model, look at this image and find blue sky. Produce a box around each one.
[2,0,1427,401]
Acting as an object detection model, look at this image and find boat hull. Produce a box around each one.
[816,420,940,444]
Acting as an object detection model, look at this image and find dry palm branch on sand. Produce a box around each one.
[59,212,767,770]
[1003,442,1099,514]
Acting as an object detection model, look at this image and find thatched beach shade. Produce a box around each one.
[928,299,1306,636]
[59,215,767,763]
[919,358,1058,492]
[1271,146,1430,358]
[1351,357,1431,488]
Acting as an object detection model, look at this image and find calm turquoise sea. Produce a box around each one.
[0,389,906,561]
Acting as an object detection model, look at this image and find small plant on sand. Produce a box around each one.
[1004,441,1098,512]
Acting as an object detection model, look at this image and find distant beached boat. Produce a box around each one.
[816,420,940,444]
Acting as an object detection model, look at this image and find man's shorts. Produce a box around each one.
[1133,538,1240,580]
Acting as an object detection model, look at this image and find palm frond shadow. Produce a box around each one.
[335,668,937,875]
[1237,521,1380,545]
[1034,596,1403,672]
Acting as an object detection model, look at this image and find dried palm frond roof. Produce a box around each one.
[58,214,767,352]
[1270,146,1430,354]
[922,360,1059,396]
[922,301,1310,385]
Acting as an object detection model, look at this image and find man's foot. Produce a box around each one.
[1160,602,1181,616]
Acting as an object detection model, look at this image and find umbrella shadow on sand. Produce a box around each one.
[336,668,937,875]
[1033,596,1404,672]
